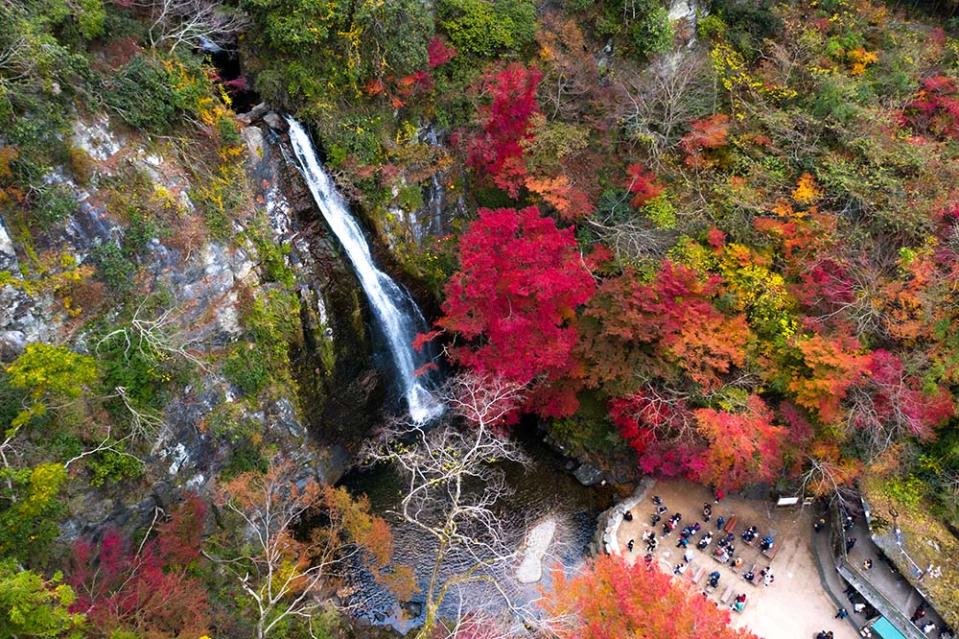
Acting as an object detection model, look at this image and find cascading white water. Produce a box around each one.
[286,117,444,423]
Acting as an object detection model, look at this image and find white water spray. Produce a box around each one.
[286,117,443,423]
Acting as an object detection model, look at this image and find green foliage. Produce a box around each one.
[105,55,180,131]
[698,14,728,41]
[223,290,300,398]
[709,0,783,57]
[627,5,673,59]
[881,475,926,509]
[75,0,106,40]
[90,242,136,295]
[549,405,624,460]
[104,54,206,133]
[0,559,83,639]
[641,194,677,230]
[0,373,28,435]
[87,444,144,487]
[32,184,78,230]
[438,0,537,57]
[593,0,673,59]
[223,344,272,397]
[221,437,269,479]
[0,463,68,562]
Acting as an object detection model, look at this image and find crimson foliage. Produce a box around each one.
[438,206,595,413]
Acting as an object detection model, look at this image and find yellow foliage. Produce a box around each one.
[792,172,821,206]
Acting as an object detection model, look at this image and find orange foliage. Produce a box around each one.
[525,174,593,220]
[788,335,872,424]
[681,114,730,168]
[543,555,760,639]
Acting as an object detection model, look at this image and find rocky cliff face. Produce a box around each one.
[1,108,384,546]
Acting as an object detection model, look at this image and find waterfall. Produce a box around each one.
[286,117,444,423]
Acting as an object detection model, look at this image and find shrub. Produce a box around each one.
[104,55,205,133]
[642,194,677,230]
[90,242,136,295]
[0,463,68,562]
[88,444,144,487]
[6,343,97,428]
[32,184,77,230]
[223,343,272,396]
[0,560,83,638]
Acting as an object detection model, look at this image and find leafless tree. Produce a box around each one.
[362,373,536,639]
[618,51,715,162]
[131,0,248,52]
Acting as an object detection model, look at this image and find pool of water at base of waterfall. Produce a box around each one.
[338,428,615,633]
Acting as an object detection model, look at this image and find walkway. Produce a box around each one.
[835,503,948,638]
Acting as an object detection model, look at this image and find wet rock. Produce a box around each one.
[236,102,269,125]
[72,115,123,161]
[263,111,286,131]
[574,463,605,486]
[0,330,26,360]
[400,601,423,618]
[241,125,266,162]
[0,218,17,271]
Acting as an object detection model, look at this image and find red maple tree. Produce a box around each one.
[625,163,664,208]
[582,262,750,392]
[437,206,595,414]
[693,395,788,491]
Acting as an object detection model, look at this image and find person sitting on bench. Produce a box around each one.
[697,532,713,549]
[744,569,756,583]
[708,571,721,588]
[759,535,774,551]
[732,593,747,612]
[742,525,758,543]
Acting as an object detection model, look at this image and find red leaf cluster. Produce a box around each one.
[625,163,664,208]
[586,262,750,391]
[68,496,209,636]
[466,64,542,197]
[543,554,760,639]
[680,114,730,167]
[427,36,457,68]
[902,74,959,140]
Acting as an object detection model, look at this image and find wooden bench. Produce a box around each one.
[723,515,738,533]
[762,543,779,560]
[720,586,735,605]
[692,565,707,584]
